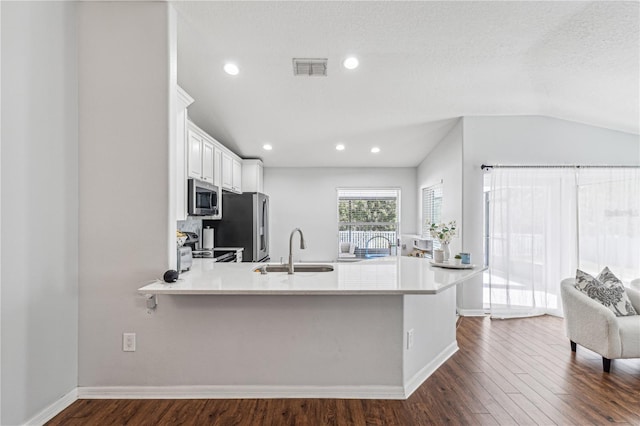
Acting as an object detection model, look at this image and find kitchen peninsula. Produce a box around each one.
[137,257,483,400]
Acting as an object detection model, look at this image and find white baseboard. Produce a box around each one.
[23,387,78,426]
[403,341,458,398]
[18,350,459,424]
[457,309,487,317]
[18,354,457,423]
[78,384,406,400]
[21,353,460,421]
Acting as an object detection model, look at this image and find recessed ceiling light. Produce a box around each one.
[263,144,273,151]
[370,147,380,153]
[224,63,239,76]
[336,144,345,151]
[343,57,359,70]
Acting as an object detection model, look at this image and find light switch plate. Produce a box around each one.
[407,329,414,350]
[123,333,136,352]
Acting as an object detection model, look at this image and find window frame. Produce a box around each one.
[421,183,443,247]
[336,187,401,259]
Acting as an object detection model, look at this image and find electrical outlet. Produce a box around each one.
[123,333,136,352]
[407,329,414,350]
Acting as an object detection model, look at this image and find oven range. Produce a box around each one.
[192,247,243,263]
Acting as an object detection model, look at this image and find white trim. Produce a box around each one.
[457,309,487,317]
[22,388,78,426]
[78,384,406,400]
[16,345,458,423]
[403,341,458,398]
[176,85,194,107]
[18,347,457,423]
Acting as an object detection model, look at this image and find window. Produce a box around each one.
[337,188,400,259]
[484,166,640,318]
[422,183,443,247]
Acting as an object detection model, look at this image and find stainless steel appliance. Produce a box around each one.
[192,248,239,262]
[182,231,199,251]
[206,192,269,262]
[187,179,219,216]
[182,230,240,262]
[177,245,193,272]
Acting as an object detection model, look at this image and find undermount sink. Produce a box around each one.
[253,264,334,273]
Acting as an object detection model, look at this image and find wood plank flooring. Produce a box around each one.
[47,316,640,425]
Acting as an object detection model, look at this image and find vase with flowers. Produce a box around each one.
[427,220,457,261]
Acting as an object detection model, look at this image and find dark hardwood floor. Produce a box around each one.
[47,316,640,425]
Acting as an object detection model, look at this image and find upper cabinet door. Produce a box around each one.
[232,159,242,193]
[222,152,233,190]
[214,147,222,187]
[187,130,202,179]
[202,140,214,183]
[176,87,194,221]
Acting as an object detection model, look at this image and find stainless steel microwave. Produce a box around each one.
[187,179,219,216]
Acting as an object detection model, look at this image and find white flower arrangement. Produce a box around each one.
[427,220,457,244]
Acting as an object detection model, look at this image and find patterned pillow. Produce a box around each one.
[575,268,638,317]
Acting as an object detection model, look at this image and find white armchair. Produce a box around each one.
[561,278,640,372]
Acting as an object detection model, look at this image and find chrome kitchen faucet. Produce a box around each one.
[288,228,307,274]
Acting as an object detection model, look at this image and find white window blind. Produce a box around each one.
[337,188,400,259]
[422,183,443,237]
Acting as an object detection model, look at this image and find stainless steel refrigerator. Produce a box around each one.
[207,192,269,262]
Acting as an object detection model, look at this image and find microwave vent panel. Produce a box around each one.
[292,58,328,77]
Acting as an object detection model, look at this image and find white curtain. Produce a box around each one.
[577,168,640,283]
[488,167,640,319]
[488,168,577,318]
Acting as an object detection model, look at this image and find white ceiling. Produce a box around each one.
[173,1,639,167]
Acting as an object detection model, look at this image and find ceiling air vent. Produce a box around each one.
[292,58,328,77]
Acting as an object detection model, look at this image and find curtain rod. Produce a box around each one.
[480,164,639,170]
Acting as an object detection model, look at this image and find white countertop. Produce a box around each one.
[138,256,485,295]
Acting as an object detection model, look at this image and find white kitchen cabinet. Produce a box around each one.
[214,147,222,187]
[202,140,214,183]
[221,152,233,190]
[221,151,242,194]
[186,118,241,214]
[232,159,242,193]
[187,129,203,179]
[187,122,215,185]
[176,86,194,221]
[208,144,223,220]
[242,159,264,193]
[186,121,222,219]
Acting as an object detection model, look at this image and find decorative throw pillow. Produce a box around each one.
[575,268,638,317]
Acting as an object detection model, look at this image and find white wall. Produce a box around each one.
[459,115,640,313]
[403,289,456,383]
[264,168,417,262]
[82,294,404,388]
[1,2,79,424]
[416,118,463,252]
[77,2,173,386]
[415,120,466,309]
[74,4,408,391]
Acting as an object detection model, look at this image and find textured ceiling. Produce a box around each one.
[173,1,639,167]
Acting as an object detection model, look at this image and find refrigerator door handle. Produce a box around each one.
[262,197,268,252]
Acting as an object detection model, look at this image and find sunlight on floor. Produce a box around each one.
[483,271,560,312]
